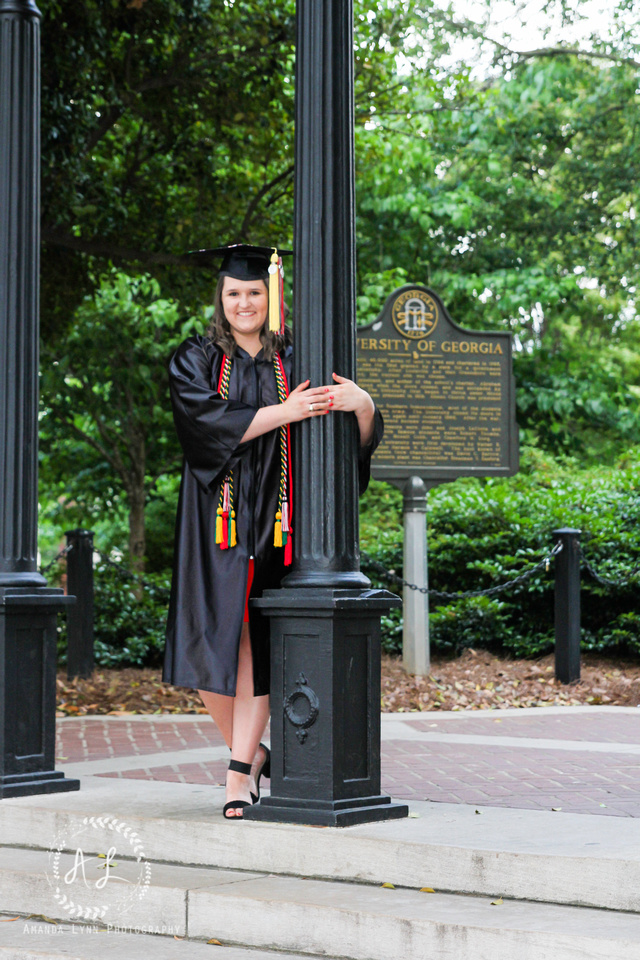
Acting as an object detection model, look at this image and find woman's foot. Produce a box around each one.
[223,761,253,819]
[249,742,270,803]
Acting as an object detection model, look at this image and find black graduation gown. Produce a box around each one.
[162,333,384,697]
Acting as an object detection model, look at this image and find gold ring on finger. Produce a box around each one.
[309,403,314,412]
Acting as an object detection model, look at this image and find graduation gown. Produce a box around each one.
[162,333,384,697]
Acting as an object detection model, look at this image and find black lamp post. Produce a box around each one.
[245,0,407,826]
[0,0,77,798]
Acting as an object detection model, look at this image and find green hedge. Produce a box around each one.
[360,446,640,658]
[55,446,640,667]
[57,562,170,669]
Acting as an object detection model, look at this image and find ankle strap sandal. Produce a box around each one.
[223,758,253,819]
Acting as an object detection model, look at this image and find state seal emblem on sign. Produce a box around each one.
[391,289,438,339]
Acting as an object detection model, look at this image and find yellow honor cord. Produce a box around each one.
[268,249,280,332]
[230,511,237,547]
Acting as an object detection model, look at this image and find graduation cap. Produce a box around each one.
[187,243,292,334]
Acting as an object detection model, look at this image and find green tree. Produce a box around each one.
[40,271,198,571]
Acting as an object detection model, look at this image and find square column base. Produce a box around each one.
[245,793,408,827]
[243,586,406,828]
[1,587,79,800]
[1,769,80,799]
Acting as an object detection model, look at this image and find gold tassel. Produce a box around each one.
[215,507,223,544]
[268,249,280,332]
[230,511,237,547]
[274,510,282,547]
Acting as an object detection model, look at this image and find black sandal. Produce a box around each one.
[223,758,252,819]
[250,742,271,804]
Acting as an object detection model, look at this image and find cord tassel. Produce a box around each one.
[216,508,223,544]
[268,250,280,332]
[220,511,229,549]
[284,534,293,566]
[274,510,283,547]
[230,511,237,547]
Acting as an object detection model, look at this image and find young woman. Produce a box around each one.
[162,244,383,818]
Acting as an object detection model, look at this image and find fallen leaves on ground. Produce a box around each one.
[55,649,640,716]
[380,649,640,712]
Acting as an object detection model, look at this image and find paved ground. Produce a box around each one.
[54,706,640,818]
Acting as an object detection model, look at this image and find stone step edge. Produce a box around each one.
[4,874,640,960]
[0,911,324,960]
[1,840,635,917]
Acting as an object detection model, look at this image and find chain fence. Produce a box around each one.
[92,549,172,598]
[39,543,72,577]
[362,540,563,601]
[579,547,640,590]
[39,538,639,600]
[38,543,171,598]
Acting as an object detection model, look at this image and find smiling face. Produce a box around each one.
[220,275,269,344]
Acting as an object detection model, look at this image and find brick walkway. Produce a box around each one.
[405,712,640,743]
[55,718,225,762]
[55,708,640,818]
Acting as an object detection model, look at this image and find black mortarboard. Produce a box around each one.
[187,243,292,282]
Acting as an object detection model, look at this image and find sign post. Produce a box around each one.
[357,285,519,673]
[402,477,429,675]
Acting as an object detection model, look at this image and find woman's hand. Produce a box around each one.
[281,379,333,424]
[319,373,375,447]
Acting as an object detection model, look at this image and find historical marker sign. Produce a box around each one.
[357,285,519,485]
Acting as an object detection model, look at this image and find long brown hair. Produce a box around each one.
[207,275,292,360]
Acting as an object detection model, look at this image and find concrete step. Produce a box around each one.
[1,848,639,960]
[1,776,639,912]
[0,913,318,960]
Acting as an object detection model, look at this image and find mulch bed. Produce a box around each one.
[55,650,640,716]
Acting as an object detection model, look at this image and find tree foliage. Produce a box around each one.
[38,0,640,592]
[40,271,198,570]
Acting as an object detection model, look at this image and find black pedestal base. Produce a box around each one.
[245,793,408,827]
[1,768,80,799]
[243,586,406,828]
[1,587,78,800]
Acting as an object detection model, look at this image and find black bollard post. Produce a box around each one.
[65,530,95,681]
[553,528,581,684]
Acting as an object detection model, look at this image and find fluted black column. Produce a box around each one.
[284,0,366,588]
[0,0,43,588]
[0,0,78,799]
[245,0,406,827]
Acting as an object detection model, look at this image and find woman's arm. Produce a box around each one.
[240,379,333,442]
[322,372,376,447]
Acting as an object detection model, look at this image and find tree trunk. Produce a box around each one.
[128,489,146,573]
[126,433,146,599]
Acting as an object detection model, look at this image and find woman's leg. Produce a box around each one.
[198,622,269,816]
[197,689,234,747]
[224,622,269,816]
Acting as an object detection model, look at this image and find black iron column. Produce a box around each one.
[0,0,78,798]
[245,0,407,826]
[283,0,363,588]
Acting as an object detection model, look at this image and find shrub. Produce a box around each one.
[57,561,170,668]
[360,446,640,658]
